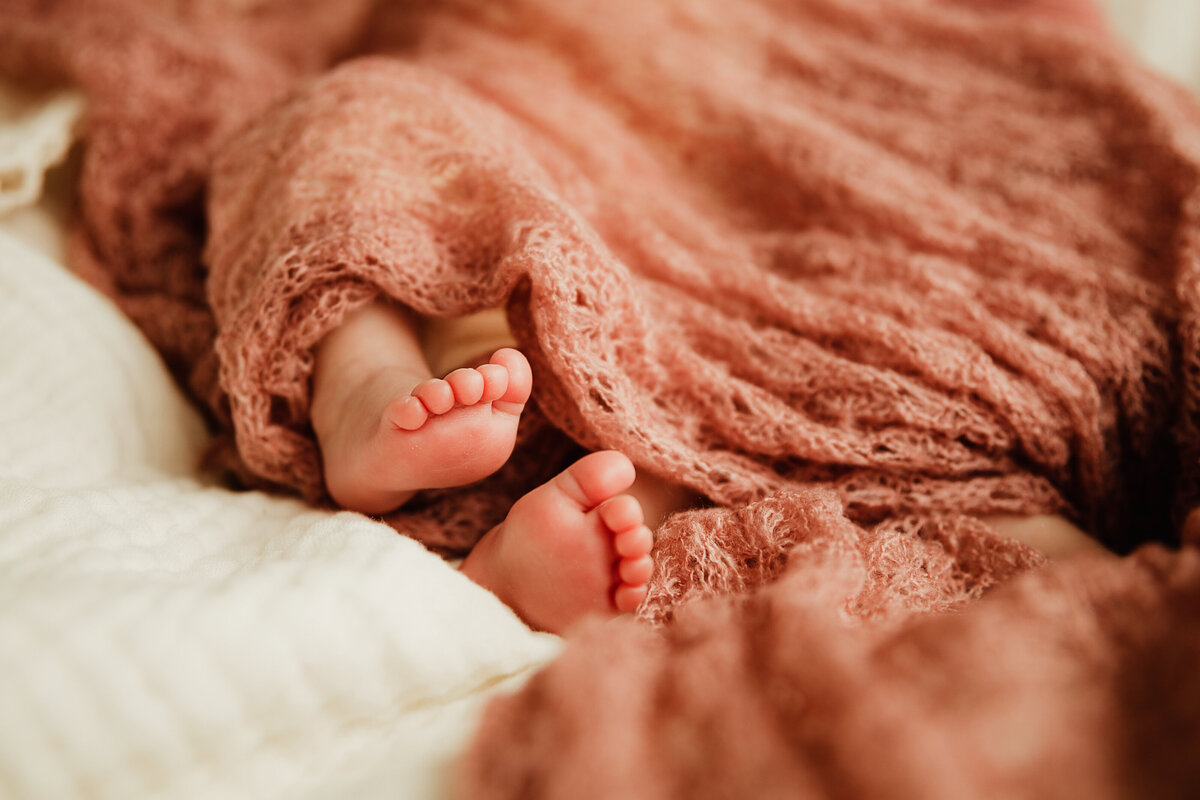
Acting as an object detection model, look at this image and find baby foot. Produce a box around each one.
[318,348,532,514]
[460,451,655,633]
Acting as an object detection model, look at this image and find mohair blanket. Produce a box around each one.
[5,0,1200,795]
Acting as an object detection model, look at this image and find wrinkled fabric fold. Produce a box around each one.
[460,544,1200,799]
[195,0,1200,555]
[5,0,1200,791]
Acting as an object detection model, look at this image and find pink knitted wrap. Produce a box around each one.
[5,0,1200,793]
[212,0,1199,557]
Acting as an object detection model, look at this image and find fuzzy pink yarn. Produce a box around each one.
[461,542,1200,799]
[6,0,1200,793]
[2,0,1199,577]
[201,0,1200,556]
[5,0,1199,555]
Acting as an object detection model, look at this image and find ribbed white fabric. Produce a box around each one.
[0,149,559,800]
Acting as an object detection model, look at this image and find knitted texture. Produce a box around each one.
[0,0,372,421]
[639,488,1046,628]
[460,543,1200,799]
[198,0,1200,556]
[7,0,1200,793]
[4,0,1200,546]
[2,0,1198,539]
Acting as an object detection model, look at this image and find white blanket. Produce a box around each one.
[0,92,560,800]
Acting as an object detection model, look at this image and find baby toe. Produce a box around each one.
[413,378,455,415]
[489,348,532,413]
[477,363,509,403]
[614,583,648,613]
[386,395,429,431]
[599,494,644,534]
[554,451,637,510]
[445,368,485,406]
[613,525,654,559]
[618,555,654,586]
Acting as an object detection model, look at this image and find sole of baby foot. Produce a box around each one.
[319,348,532,515]
[460,450,656,634]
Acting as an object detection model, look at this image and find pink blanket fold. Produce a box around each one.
[204,0,1199,555]
[461,542,1200,799]
[5,0,1200,793]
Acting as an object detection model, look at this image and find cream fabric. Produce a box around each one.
[0,82,558,800]
[0,84,82,216]
[1101,0,1200,94]
[0,225,561,799]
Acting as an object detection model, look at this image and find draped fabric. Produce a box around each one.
[5,2,1200,792]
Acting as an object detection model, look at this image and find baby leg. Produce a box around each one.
[981,514,1112,559]
[310,299,531,514]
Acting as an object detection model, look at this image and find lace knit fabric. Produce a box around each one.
[204,0,1200,556]
[460,541,1200,799]
[3,2,1200,564]
[8,2,1200,793]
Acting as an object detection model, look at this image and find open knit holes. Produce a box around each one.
[589,388,614,414]
[588,372,618,415]
[269,394,292,426]
[574,289,594,310]
[731,392,752,416]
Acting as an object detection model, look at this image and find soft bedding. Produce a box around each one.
[0,101,559,797]
[4,1,1200,799]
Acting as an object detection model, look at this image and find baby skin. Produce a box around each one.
[311,300,1109,633]
[310,300,656,633]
